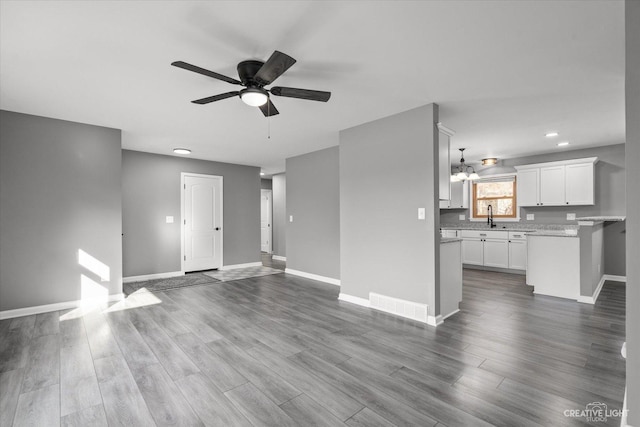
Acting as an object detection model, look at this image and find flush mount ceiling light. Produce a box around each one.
[452,148,479,181]
[481,158,498,166]
[545,132,559,138]
[260,172,265,176]
[173,148,191,155]
[557,141,570,147]
[239,88,268,107]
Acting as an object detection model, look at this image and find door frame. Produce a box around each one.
[180,172,224,272]
[260,189,273,254]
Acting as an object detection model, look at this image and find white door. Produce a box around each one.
[182,174,223,272]
[261,189,272,253]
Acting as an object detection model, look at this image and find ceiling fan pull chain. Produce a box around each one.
[268,100,271,139]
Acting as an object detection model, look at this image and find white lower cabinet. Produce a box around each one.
[460,230,525,271]
[508,231,527,270]
[462,238,484,265]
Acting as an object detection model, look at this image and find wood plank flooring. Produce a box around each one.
[0,267,626,426]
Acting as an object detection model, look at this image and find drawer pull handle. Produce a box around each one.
[480,233,487,236]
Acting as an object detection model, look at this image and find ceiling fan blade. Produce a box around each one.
[172,61,242,85]
[258,99,279,117]
[270,86,331,102]
[254,51,296,86]
[192,91,240,104]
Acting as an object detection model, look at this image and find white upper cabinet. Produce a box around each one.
[441,180,469,209]
[565,163,595,205]
[539,165,565,205]
[438,124,454,202]
[516,168,539,207]
[515,157,597,207]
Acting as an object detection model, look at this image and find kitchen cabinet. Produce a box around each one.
[515,157,597,207]
[441,229,458,238]
[508,231,527,270]
[438,124,455,203]
[440,180,469,209]
[460,230,509,268]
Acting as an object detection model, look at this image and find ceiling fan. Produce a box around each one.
[171,51,331,117]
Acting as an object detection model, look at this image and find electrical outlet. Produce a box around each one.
[567,213,576,220]
[458,214,465,221]
[166,216,174,224]
[526,214,535,221]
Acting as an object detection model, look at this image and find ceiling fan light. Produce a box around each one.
[173,148,191,155]
[240,88,268,107]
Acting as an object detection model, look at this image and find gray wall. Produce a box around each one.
[625,0,639,422]
[441,144,626,276]
[272,174,287,258]
[122,150,260,277]
[340,104,440,315]
[286,147,340,279]
[260,179,272,190]
[0,111,122,311]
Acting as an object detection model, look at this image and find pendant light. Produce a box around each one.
[452,148,479,181]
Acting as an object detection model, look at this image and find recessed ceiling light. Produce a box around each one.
[173,148,191,155]
[260,172,265,176]
[545,132,559,138]
[557,141,570,147]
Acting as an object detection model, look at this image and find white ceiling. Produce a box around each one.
[0,1,625,175]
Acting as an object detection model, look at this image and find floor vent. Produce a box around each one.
[369,293,428,323]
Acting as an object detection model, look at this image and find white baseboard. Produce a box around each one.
[338,293,370,307]
[0,293,125,320]
[427,315,444,327]
[272,255,287,262]
[285,268,341,287]
[577,273,625,304]
[123,271,184,283]
[577,275,606,304]
[369,293,429,324]
[441,309,460,321]
[220,262,262,271]
[604,274,627,283]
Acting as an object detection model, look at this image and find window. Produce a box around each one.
[472,176,517,219]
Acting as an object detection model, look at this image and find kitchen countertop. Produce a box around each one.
[440,237,463,244]
[526,230,578,238]
[575,216,626,222]
[440,223,578,232]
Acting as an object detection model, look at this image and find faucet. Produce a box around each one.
[488,204,496,228]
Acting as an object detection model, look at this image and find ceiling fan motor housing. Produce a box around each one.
[237,60,265,86]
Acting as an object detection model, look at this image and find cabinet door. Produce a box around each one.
[540,165,565,205]
[565,163,594,205]
[462,238,483,265]
[483,239,509,268]
[449,181,463,208]
[439,132,450,201]
[517,168,539,206]
[508,239,527,270]
[439,199,450,209]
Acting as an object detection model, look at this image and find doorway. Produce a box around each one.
[181,173,223,272]
[261,189,272,253]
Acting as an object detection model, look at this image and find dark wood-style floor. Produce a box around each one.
[0,266,626,426]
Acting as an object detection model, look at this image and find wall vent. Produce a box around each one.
[369,293,428,323]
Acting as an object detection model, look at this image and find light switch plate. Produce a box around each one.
[418,208,425,220]
[458,214,465,221]
[289,215,294,223]
[526,214,535,221]
[166,216,174,224]
[567,213,576,220]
